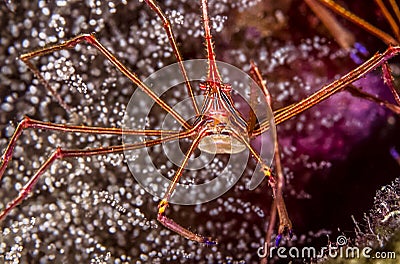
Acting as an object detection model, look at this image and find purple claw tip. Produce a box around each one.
[204,238,217,246]
[275,229,293,246]
[390,147,399,159]
[354,42,369,56]
[275,234,282,247]
[350,42,369,64]
[350,52,362,64]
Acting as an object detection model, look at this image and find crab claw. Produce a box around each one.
[350,42,369,64]
[275,224,293,246]
[204,237,218,246]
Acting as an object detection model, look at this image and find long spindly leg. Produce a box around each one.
[249,61,272,106]
[0,116,180,181]
[269,142,292,243]
[231,129,293,242]
[20,33,191,129]
[260,142,289,264]
[249,62,278,252]
[388,0,400,26]
[344,85,400,114]
[0,129,195,221]
[316,0,399,45]
[271,62,400,115]
[143,0,199,115]
[249,62,292,249]
[272,79,400,118]
[304,0,356,50]
[253,46,400,136]
[375,0,400,41]
[382,62,400,106]
[156,128,216,244]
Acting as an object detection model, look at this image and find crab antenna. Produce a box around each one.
[201,0,223,83]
